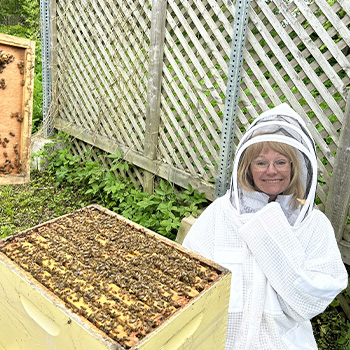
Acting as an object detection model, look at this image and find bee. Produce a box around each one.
[0,79,6,89]
[17,61,24,74]
[10,112,23,122]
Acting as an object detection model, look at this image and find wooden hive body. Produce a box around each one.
[0,205,231,350]
[0,33,35,185]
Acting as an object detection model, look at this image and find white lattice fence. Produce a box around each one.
[53,0,150,153]
[70,138,144,187]
[51,0,350,224]
[159,0,231,184]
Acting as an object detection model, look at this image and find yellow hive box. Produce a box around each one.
[0,205,231,350]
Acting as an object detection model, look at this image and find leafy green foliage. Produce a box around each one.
[33,133,208,240]
[0,0,39,29]
[0,170,87,239]
[312,300,350,350]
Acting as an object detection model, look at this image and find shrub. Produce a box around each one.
[33,133,208,240]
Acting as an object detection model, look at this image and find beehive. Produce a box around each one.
[0,205,231,350]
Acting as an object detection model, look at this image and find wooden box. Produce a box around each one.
[0,33,35,185]
[0,205,231,350]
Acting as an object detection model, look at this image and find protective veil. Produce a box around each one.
[183,104,348,349]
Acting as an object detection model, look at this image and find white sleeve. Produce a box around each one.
[239,202,348,321]
[182,204,216,261]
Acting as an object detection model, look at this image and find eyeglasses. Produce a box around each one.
[251,159,291,172]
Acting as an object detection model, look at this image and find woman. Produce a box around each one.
[183,103,348,349]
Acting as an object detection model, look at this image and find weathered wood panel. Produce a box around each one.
[50,0,350,238]
[144,0,168,194]
[0,33,35,185]
[326,91,350,255]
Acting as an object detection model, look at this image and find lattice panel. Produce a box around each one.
[70,138,144,188]
[54,0,151,153]
[159,0,234,183]
[51,0,350,216]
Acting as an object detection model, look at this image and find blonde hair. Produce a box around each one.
[237,141,304,208]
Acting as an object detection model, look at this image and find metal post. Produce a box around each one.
[40,0,54,137]
[215,0,252,198]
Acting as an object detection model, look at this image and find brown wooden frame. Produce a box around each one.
[0,33,35,185]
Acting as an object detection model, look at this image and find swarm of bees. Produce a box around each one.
[0,50,25,175]
[10,112,23,122]
[0,50,14,74]
[0,129,21,174]
[0,53,25,87]
[0,207,220,349]
[17,60,24,75]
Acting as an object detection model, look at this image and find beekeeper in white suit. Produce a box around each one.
[183,103,348,349]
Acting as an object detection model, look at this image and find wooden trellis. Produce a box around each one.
[47,0,350,255]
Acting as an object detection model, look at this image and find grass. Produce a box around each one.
[0,170,89,239]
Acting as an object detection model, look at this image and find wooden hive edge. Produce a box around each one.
[0,252,123,349]
[0,204,231,349]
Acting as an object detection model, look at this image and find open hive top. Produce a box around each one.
[0,205,222,349]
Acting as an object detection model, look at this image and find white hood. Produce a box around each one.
[229,103,318,227]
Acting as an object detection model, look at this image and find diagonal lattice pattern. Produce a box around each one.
[54,0,150,153]
[160,0,233,183]
[52,0,350,218]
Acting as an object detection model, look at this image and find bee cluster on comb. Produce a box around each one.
[0,49,14,74]
[0,206,220,349]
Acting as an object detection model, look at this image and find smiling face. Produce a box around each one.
[250,147,292,201]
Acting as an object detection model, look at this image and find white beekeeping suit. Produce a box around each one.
[183,103,348,350]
